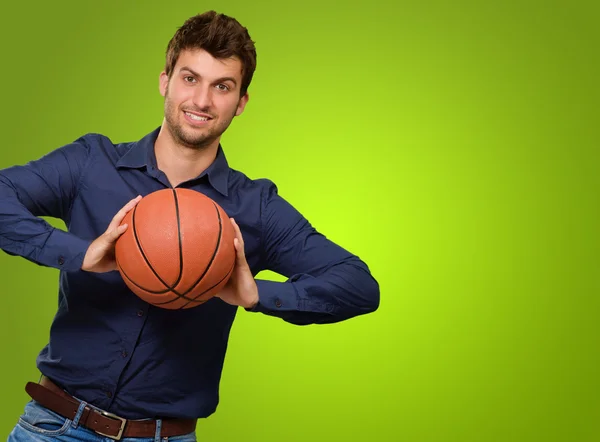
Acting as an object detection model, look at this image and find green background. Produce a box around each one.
[1,1,598,441]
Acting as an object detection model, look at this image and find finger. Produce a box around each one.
[110,196,141,227]
[107,222,129,243]
[107,195,142,231]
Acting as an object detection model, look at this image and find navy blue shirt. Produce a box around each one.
[0,127,379,419]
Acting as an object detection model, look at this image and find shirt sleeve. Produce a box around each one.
[249,179,380,325]
[0,138,93,271]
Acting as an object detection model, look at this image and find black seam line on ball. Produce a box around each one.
[171,187,185,291]
[155,202,224,306]
[179,259,235,309]
[128,193,183,295]
[132,200,172,292]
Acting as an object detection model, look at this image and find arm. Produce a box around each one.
[252,180,380,325]
[0,139,92,271]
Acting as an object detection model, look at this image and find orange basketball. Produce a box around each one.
[115,188,235,309]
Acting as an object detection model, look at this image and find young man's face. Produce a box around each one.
[159,48,249,149]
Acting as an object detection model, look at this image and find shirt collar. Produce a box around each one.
[116,127,230,197]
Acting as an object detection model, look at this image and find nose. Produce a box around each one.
[192,84,212,110]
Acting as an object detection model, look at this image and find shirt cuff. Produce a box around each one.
[45,228,92,272]
[247,279,299,313]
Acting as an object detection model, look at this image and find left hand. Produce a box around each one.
[215,218,259,309]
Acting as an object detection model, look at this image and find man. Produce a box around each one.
[1,10,379,441]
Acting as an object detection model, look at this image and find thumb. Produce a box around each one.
[233,238,249,267]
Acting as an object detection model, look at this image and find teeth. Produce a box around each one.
[185,112,209,121]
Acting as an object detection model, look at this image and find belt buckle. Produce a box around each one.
[95,409,127,440]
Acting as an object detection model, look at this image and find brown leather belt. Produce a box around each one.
[25,376,197,440]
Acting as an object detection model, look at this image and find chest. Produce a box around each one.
[69,167,264,274]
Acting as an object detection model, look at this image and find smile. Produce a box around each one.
[184,112,211,121]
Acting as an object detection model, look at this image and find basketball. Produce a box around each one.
[114,188,236,309]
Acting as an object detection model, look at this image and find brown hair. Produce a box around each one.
[165,11,257,96]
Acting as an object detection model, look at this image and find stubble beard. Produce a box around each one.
[164,89,238,150]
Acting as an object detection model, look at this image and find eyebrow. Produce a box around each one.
[179,66,238,86]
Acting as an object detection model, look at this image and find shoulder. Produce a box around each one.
[70,132,111,147]
[72,133,132,154]
[227,168,280,198]
[67,133,144,169]
[227,168,305,224]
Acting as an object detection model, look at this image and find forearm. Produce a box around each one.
[249,258,380,325]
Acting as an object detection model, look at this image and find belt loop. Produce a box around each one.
[72,400,88,429]
[154,418,163,442]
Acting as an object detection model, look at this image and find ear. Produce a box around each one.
[235,93,249,116]
[159,71,169,97]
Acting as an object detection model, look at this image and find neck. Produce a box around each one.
[154,123,219,187]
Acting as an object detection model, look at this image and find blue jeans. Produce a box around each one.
[8,400,197,441]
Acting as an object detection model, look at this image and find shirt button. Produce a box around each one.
[121,350,128,358]
[275,299,282,308]
[58,256,65,265]
[137,310,144,317]
[106,391,113,398]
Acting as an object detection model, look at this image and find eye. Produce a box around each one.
[216,84,230,92]
[184,76,196,83]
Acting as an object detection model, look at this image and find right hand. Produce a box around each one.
[81,195,142,273]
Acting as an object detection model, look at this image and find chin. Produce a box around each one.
[182,133,216,149]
